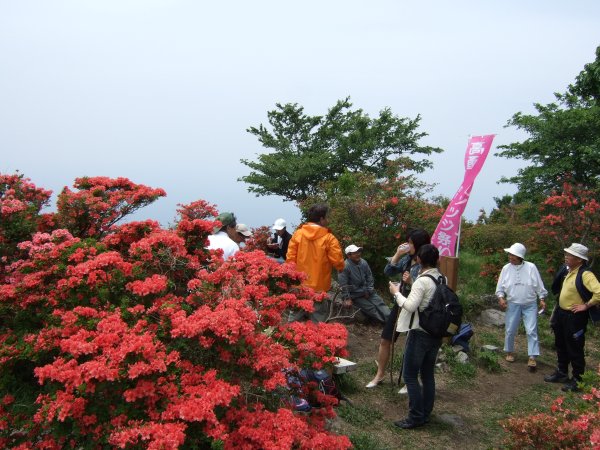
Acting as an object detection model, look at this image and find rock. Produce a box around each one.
[481,345,499,352]
[452,345,464,353]
[456,351,469,364]
[480,308,505,327]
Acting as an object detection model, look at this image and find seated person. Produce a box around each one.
[338,245,391,324]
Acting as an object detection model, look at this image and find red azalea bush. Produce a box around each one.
[0,173,351,449]
[532,182,600,270]
[501,365,600,448]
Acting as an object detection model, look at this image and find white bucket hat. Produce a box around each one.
[272,218,287,230]
[564,243,589,261]
[345,244,363,255]
[504,243,526,259]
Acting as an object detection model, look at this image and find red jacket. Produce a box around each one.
[286,223,345,292]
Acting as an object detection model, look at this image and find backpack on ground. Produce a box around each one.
[284,368,345,411]
[419,274,463,338]
[451,322,474,352]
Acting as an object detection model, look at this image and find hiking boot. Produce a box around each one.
[393,418,425,429]
[505,353,515,362]
[544,370,569,383]
[527,357,537,372]
[561,379,581,392]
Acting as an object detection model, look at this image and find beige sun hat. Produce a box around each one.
[564,243,589,261]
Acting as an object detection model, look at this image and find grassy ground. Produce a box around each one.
[330,250,600,450]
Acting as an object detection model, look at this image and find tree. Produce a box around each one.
[497,46,600,202]
[240,97,442,202]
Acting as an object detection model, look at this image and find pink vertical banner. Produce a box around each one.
[431,134,495,256]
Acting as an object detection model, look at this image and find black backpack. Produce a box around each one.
[418,274,463,338]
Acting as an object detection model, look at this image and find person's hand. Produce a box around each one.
[395,242,410,255]
[571,303,588,313]
[539,299,546,312]
[498,297,507,310]
[389,281,400,296]
[402,271,411,284]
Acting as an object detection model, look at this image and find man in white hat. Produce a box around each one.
[267,218,292,261]
[545,243,600,392]
[338,245,391,324]
[495,243,547,370]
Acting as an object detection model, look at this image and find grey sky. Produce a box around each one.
[1,1,599,230]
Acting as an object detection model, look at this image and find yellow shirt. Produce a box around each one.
[559,268,600,310]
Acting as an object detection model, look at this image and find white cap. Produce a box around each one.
[564,243,589,261]
[272,218,287,230]
[235,223,252,237]
[345,244,363,255]
[504,243,526,259]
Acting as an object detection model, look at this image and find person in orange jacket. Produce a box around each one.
[286,203,345,322]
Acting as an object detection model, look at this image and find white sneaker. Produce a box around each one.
[398,385,408,394]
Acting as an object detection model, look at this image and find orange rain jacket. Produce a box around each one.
[286,222,345,292]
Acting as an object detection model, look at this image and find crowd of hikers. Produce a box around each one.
[206,203,600,429]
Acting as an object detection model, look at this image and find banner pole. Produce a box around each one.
[455,217,462,257]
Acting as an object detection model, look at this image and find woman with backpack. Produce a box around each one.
[389,244,443,429]
[365,229,430,389]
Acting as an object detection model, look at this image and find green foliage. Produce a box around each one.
[337,403,383,426]
[477,349,502,373]
[442,345,477,383]
[349,432,390,450]
[240,97,442,202]
[460,223,534,254]
[497,46,600,203]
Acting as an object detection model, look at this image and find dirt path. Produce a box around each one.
[334,322,579,450]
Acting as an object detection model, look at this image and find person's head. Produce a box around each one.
[416,244,439,269]
[564,243,589,269]
[407,229,431,257]
[307,204,329,226]
[215,212,237,240]
[272,218,287,236]
[235,223,252,243]
[504,243,526,265]
[345,244,363,263]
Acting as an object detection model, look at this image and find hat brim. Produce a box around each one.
[564,248,588,261]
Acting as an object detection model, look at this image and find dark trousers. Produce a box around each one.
[402,330,441,424]
[552,308,588,380]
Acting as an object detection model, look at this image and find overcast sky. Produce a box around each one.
[1,1,599,230]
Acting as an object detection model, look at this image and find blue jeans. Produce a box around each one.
[402,330,441,424]
[504,302,540,356]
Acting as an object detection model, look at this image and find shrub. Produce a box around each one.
[0,172,351,449]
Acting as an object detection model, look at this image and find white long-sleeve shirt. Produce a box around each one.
[495,261,547,305]
[394,267,442,333]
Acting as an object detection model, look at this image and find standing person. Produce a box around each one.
[495,243,547,369]
[267,218,292,261]
[366,229,431,388]
[545,243,600,392]
[389,244,443,429]
[207,212,239,261]
[286,204,345,323]
[338,244,391,324]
